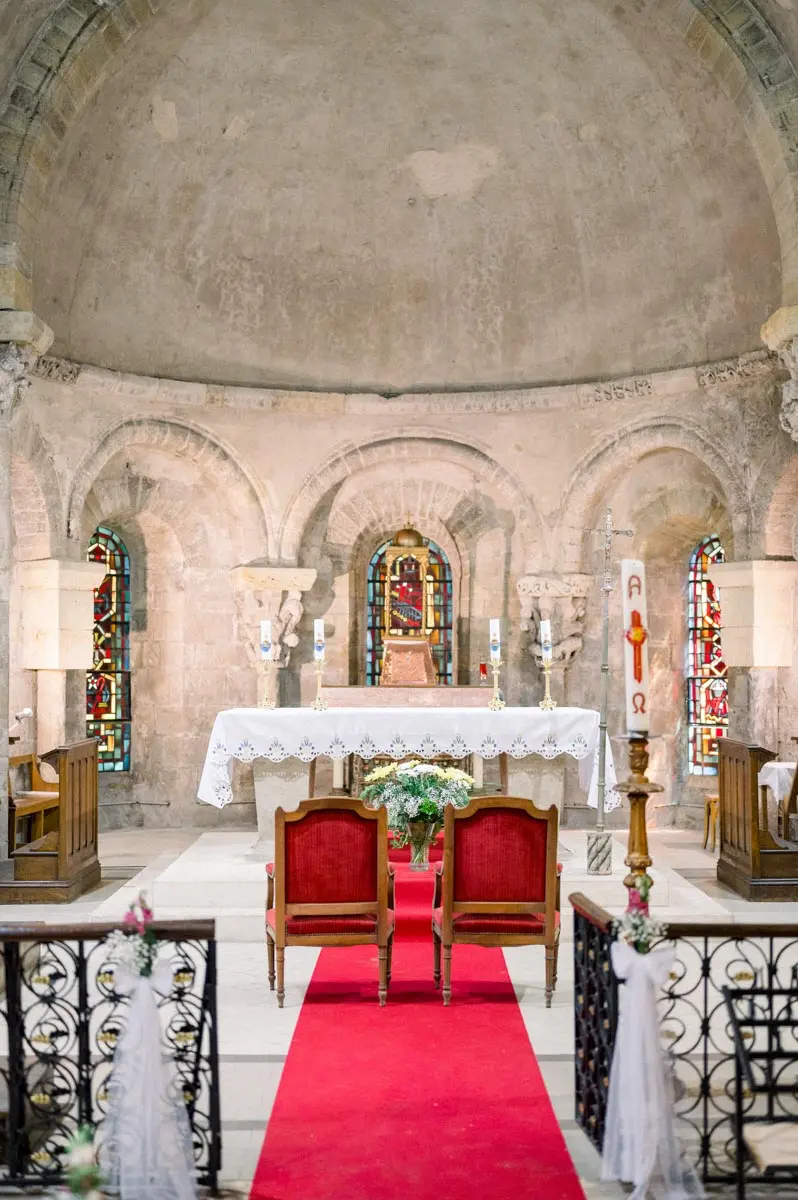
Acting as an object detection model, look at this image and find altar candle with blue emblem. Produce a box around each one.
[314,618,325,662]
[260,620,273,661]
[489,618,501,665]
[540,619,553,664]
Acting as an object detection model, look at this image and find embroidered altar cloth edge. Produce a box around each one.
[197,705,620,811]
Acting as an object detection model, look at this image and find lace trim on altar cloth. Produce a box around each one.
[205,730,600,808]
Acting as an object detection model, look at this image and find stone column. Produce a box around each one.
[708,559,798,749]
[229,565,317,858]
[18,559,106,752]
[761,306,798,439]
[515,573,593,811]
[0,313,53,858]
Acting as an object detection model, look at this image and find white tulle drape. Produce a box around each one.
[101,960,197,1200]
[601,942,705,1200]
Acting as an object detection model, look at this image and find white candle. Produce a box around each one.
[621,559,650,734]
[314,618,325,662]
[489,618,501,664]
[540,619,553,664]
[260,619,273,662]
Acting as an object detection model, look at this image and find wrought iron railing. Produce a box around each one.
[570,893,798,1186]
[0,919,220,1192]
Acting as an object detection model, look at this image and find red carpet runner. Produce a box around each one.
[249,865,585,1200]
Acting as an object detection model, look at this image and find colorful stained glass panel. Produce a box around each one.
[86,526,131,771]
[687,535,727,774]
[366,538,452,685]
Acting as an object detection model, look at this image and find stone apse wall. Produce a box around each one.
[6,350,795,830]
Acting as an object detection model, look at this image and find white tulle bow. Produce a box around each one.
[601,942,704,1200]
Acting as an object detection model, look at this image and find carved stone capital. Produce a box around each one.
[0,312,55,419]
[761,306,798,441]
[30,355,81,384]
[230,565,317,668]
[516,573,593,666]
[0,343,35,419]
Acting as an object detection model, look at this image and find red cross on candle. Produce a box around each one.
[625,610,648,683]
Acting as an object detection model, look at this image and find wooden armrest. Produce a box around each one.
[433,862,444,909]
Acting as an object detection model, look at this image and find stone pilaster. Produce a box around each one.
[761,306,798,440]
[516,573,593,667]
[0,312,53,858]
[229,565,318,705]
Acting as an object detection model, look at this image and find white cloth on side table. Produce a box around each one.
[757,761,797,805]
[197,705,621,810]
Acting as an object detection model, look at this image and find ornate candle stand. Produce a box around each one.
[311,659,328,711]
[615,735,663,900]
[488,661,505,711]
[538,661,557,711]
[256,660,277,709]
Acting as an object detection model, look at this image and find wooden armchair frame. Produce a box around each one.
[432,794,561,1007]
[266,796,394,1007]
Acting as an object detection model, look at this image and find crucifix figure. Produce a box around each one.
[588,507,633,874]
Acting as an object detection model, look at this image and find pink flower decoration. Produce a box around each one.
[123,909,137,927]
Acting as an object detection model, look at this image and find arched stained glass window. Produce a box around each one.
[366,538,453,685]
[687,535,727,774]
[87,526,131,772]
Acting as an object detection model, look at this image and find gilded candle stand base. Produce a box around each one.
[310,661,328,711]
[538,661,557,711]
[488,661,505,711]
[256,660,277,709]
[615,736,663,900]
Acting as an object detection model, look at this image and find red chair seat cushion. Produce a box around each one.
[432,907,560,935]
[267,909,394,936]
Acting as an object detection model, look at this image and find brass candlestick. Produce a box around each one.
[538,660,557,711]
[311,658,328,711]
[488,660,505,711]
[256,660,277,709]
[615,735,663,899]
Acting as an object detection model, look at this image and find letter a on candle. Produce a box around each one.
[621,560,650,734]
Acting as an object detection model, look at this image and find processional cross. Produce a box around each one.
[588,507,633,875]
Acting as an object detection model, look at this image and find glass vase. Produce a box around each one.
[406,821,437,872]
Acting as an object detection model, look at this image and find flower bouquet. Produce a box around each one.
[361,760,473,870]
[62,1126,103,1198]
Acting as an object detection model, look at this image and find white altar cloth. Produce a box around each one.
[758,761,797,805]
[197,705,621,811]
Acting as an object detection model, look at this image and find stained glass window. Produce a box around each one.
[366,538,452,685]
[687,535,727,774]
[86,526,131,772]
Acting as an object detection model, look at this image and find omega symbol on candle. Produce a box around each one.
[632,692,647,714]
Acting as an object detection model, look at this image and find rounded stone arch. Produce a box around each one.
[279,434,542,568]
[81,471,214,569]
[557,419,749,573]
[762,453,798,558]
[10,406,63,557]
[66,416,275,562]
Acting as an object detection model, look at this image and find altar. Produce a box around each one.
[197,705,620,852]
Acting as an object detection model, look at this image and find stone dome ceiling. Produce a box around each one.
[32,0,781,390]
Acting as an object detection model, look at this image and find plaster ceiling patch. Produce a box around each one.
[151,95,178,142]
[407,145,499,200]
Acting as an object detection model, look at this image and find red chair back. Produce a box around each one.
[274,798,389,929]
[442,796,559,941]
[284,808,378,904]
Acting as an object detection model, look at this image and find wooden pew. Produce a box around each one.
[717,739,798,900]
[2,739,101,904]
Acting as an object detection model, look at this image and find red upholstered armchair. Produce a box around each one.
[266,797,394,1007]
[432,795,561,1007]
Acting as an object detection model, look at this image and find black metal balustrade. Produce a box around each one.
[0,919,220,1192]
[570,893,798,1188]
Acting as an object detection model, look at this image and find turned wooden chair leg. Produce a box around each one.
[378,945,388,1007]
[433,935,441,989]
[442,944,452,1006]
[553,940,560,989]
[276,947,285,1009]
[267,935,275,992]
[545,945,556,1009]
